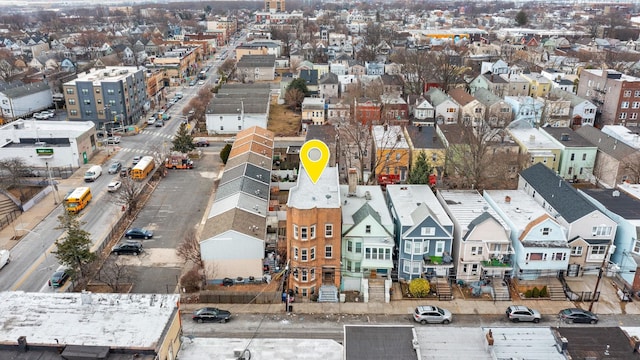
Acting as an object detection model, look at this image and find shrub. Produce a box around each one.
[180,268,202,292]
[409,278,431,298]
[524,289,533,298]
[540,286,548,297]
[532,287,540,298]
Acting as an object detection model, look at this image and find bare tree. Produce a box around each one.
[109,177,142,216]
[284,88,305,111]
[390,48,432,95]
[0,157,34,204]
[176,229,203,269]
[98,256,133,292]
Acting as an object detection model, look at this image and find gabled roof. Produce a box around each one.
[425,87,452,106]
[318,71,339,85]
[519,163,599,222]
[473,88,503,107]
[352,202,382,226]
[299,69,319,86]
[575,125,638,161]
[448,88,476,106]
[463,212,503,241]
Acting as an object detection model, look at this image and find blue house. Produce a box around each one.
[386,185,454,281]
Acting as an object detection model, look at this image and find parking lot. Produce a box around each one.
[111,150,221,293]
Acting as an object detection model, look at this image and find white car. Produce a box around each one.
[147,117,156,125]
[198,80,205,85]
[106,136,121,144]
[107,181,122,192]
[33,112,48,120]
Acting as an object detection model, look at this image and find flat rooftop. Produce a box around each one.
[484,190,549,232]
[387,185,452,228]
[437,190,509,233]
[67,66,140,85]
[287,166,340,209]
[177,338,342,360]
[509,128,561,150]
[0,292,179,348]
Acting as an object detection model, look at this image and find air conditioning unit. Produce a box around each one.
[471,271,478,276]
[294,256,298,261]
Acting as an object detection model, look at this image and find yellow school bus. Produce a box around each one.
[65,187,92,214]
[131,156,155,180]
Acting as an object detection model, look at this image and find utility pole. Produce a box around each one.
[589,244,612,312]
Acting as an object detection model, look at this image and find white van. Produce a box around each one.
[0,250,10,270]
[84,165,102,182]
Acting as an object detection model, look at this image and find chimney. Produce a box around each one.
[529,134,536,143]
[383,124,388,131]
[505,195,511,204]
[17,336,27,352]
[348,168,358,195]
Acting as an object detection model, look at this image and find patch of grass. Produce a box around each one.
[268,99,300,136]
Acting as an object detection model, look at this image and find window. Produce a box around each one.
[81,89,89,95]
[475,107,482,113]
[633,240,640,254]
[552,252,566,261]
[310,225,316,239]
[622,101,630,109]
[421,227,435,236]
[293,225,298,239]
[624,90,632,97]
[396,152,401,160]
[635,90,640,97]
[365,225,371,234]
[310,247,315,260]
[107,89,115,95]
[68,99,76,105]
[95,88,100,93]
[423,241,430,253]
[325,224,333,237]
[301,249,308,261]
[403,260,421,274]
[347,241,353,252]
[413,241,422,254]
[633,113,639,120]
[311,268,316,280]
[70,110,78,116]
[83,99,91,105]
[620,112,627,120]
[446,108,455,113]
[301,269,308,282]
[325,245,332,258]
[432,153,437,162]
[592,225,612,237]
[527,252,544,261]
[571,246,583,256]
[66,88,74,94]
[590,245,606,255]
[471,246,483,255]
[633,102,640,109]
[301,227,308,240]
[294,247,299,259]
[570,153,575,161]
[355,242,362,253]
[404,241,412,254]
[582,153,587,161]
[542,227,550,235]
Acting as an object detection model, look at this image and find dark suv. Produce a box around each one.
[111,241,143,256]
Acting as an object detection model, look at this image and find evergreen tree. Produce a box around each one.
[54,212,97,280]
[220,144,232,164]
[515,10,528,26]
[171,123,195,153]
[287,77,309,96]
[407,151,434,184]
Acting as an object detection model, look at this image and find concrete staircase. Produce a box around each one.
[434,278,453,301]
[318,285,339,303]
[492,281,511,301]
[0,193,20,230]
[548,284,566,301]
[368,279,386,303]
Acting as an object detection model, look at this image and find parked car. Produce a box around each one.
[198,80,205,85]
[0,249,10,270]
[111,241,143,256]
[49,269,69,287]
[132,156,141,166]
[120,167,131,178]
[106,136,121,144]
[125,228,153,239]
[147,117,156,125]
[155,120,164,127]
[33,112,49,120]
[107,181,122,192]
[192,307,231,323]
[41,110,55,118]
[108,161,122,174]
[413,305,452,325]
[224,137,236,144]
[189,80,197,86]
[194,138,210,147]
[506,305,541,323]
[558,308,598,324]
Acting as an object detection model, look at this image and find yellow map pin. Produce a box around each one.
[300,139,330,184]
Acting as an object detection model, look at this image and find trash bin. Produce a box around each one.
[287,305,293,312]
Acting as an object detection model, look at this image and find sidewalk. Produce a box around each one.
[0,150,113,252]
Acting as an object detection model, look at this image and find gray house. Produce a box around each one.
[386,185,454,281]
[236,54,276,82]
[205,83,270,135]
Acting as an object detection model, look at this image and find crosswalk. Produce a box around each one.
[139,130,175,139]
[118,147,160,156]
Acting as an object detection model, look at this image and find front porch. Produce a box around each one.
[423,255,454,278]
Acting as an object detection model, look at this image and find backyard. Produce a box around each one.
[267,98,300,136]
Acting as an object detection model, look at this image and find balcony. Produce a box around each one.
[481,258,513,268]
[423,255,454,268]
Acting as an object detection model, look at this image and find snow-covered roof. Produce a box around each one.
[0,292,179,348]
[287,166,341,209]
[178,337,342,360]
